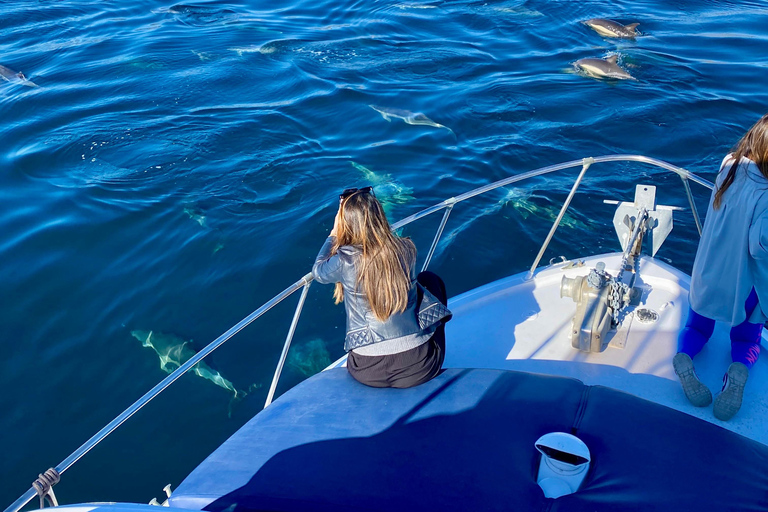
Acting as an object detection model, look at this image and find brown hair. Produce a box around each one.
[332,189,416,321]
[713,113,768,209]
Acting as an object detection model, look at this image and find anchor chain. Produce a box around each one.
[586,265,610,289]
[31,468,60,509]
[584,261,634,327]
[609,280,632,325]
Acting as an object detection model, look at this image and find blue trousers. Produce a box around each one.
[678,288,762,369]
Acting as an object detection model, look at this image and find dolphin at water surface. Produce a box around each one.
[0,64,38,87]
[583,18,639,39]
[574,55,635,80]
[369,105,453,134]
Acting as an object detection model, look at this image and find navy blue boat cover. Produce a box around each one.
[170,368,768,512]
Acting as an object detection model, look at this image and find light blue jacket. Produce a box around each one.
[690,155,768,325]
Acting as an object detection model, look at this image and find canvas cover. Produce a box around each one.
[170,368,768,512]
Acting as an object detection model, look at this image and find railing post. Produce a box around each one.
[264,278,312,408]
[527,158,594,279]
[680,175,703,236]
[421,200,455,272]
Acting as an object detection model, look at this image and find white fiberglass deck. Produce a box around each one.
[442,253,768,445]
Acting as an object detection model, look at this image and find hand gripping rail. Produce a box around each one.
[4,155,714,512]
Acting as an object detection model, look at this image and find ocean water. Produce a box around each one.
[2,0,767,506]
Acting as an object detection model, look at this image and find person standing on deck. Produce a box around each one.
[312,186,452,388]
[674,113,768,421]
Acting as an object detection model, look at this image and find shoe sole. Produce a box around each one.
[673,353,712,407]
[713,362,749,421]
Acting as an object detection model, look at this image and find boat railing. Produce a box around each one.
[4,155,714,512]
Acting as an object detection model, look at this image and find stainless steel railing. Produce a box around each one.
[4,155,714,512]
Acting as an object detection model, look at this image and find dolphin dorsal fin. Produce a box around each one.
[625,23,639,32]
[606,54,618,64]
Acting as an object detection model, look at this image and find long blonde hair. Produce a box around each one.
[332,189,416,321]
[713,113,768,209]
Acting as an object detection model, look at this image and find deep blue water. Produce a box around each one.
[2,0,767,506]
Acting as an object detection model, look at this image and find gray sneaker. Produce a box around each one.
[713,362,749,421]
[673,352,712,407]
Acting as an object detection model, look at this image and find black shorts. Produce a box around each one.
[346,271,448,389]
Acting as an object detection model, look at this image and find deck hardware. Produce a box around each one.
[549,256,568,266]
[635,308,659,324]
[562,185,678,352]
[148,484,173,506]
[587,262,609,288]
[561,266,612,352]
[31,469,59,509]
[608,312,633,349]
[562,259,585,270]
[612,185,674,257]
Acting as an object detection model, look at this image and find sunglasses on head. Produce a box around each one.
[340,186,374,201]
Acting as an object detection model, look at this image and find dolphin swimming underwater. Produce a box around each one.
[184,205,207,227]
[132,330,257,411]
[160,4,239,26]
[427,186,590,263]
[583,18,639,39]
[0,64,38,87]
[191,50,214,61]
[350,161,415,215]
[182,203,227,253]
[493,5,543,17]
[168,3,235,15]
[496,188,588,229]
[369,105,453,133]
[287,338,332,377]
[574,55,635,80]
